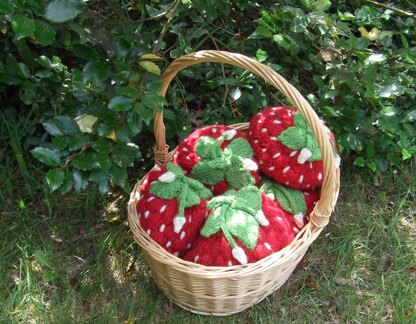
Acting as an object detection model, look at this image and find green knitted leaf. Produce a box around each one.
[194,137,222,159]
[191,160,227,185]
[166,162,185,176]
[226,138,253,159]
[277,111,322,162]
[226,157,256,189]
[149,163,211,216]
[260,180,306,215]
[200,186,263,250]
[226,211,259,250]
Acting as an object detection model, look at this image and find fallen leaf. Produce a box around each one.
[408,268,416,277]
[106,130,117,141]
[334,277,354,286]
[124,318,137,324]
[379,253,393,272]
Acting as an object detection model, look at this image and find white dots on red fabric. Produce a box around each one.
[166,241,172,248]
[304,192,310,196]
[159,224,165,232]
[298,148,312,164]
[232,246,248,265]
[185,156,191,160]
[160,205,167,213]
[277,216,283,221]
[293,227,300,233]
[144,210,150,218]
[299,175,304,183]
[309,162,313,169]
[180,231,186,240]
[186,243,192,250]
[273,152,281,158]
[270,136,277,140]
[264,242,271,250]
[228,261,233,267]
[294,213,305,228]
[290,150,297,157]
[262,148,267,153]
[273,119,282,124]
[254,140,259,144]
[269,112,275,116]
[189,215,192,223]
[174,252,179,257]
[249,131,252,136]
[182,147,188,152]
[285,181,290,185]
[146,229,151,235]
[194,255,199,263]
[173,216,186,233]
[288,111,292,117]
[223,129,237,140]
[269,166,275,171]
[318,172,323,181]
[212,128,217,133]
[261,128,267,133]
[147,196,155,202]
[259,160,264,165]
[283,166,290,173]
[153,165,161,171]
[306,184,311,188]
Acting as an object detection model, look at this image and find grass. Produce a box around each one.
[1,151,415,322]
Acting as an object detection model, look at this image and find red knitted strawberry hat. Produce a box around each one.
[136,162,212,257]
[260,179,320,230]
[183,186,298,266]
[173,125,260,195]
[248,106,339,190]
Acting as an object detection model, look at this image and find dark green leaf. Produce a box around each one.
[72,152,99,170]
[11,16,36,40]
[73,170,88,191]
[404,110,416,122]
[52,136,68,150]
[354,156,366,167]
[42,120,63,136]
[67,134,89,151]
[61,169,74,194]
[44,0,82,23]
[93,138,113,154]
[54,116,80,135]
[0,0,14,13]
[134,103,152,126]
[34,21,56,46]
[31,147,61,166]
[141,92,167,111]
[112,143,140,168]
[314,0,331,12]
[108,96,134,111]
[46,169,65,192]
[110,166,127,188]
[83,61,111,84]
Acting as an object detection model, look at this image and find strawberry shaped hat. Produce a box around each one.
[260,179,319,230]
[183,186,298,266]
[173,125,260,195]
[136,162,211,257]
[248,106,339,190]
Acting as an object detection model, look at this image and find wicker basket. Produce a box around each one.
[127,50,340,316]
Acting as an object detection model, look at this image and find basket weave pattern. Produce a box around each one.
[127,51,340,315]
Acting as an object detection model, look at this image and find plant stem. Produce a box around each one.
[362,0,416,19]
[152,0,181,53]
[63,142,94,169]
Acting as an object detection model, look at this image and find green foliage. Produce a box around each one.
[1,0,415,194]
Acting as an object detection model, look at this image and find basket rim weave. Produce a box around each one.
[127,50,341,315]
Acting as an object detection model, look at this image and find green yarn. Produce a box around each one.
[191,136,256,188]
[200,186,263,250]
[260,180,307,216]
[149,162,212,218]
[277,111,322,161]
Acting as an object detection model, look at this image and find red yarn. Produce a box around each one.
[183,194,297,266]
[173,125,260,195]
[248,106,337,189]
[136,165,208,257]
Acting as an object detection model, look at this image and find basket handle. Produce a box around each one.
[154,50,339,228]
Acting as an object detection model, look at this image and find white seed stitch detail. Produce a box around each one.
[277,216,283,221]
[159,224,165,232]
[185,156,191,160]
[270,136,277,140]
[293,227,300,233]
[285,181,290,185]
[262,148,267,153]
[318,172,323,181]
[264,243,272,250]
[241,158,258,171]
[147,196,155,202]
[159,172,176,183]
[269,112,275,116]
[186,243,192,249]
[183,147,188,152]
[194,255,199,263]
[273,152,281,158]
[166,241,172,248]
[174,252,179,257]
[146,229,151,235]
[269,166,275,171]
[228,261,233,267]
[212,128,217,133]
[259,160,264,165]
[160,205,167,213]
[273,120,282,124]
[290,151,297,157]
[298,148,312,164]
[153,165,161,171]
[189,215,192,223]
[254,140,259,144]
[144,210,150,218]
[262,128,267,133]
[180,231,186,240]
[299,175,304,183]
[306,184,311,188]
[283,166,290,173]
[309,162,313,169]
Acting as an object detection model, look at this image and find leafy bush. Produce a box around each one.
[1,0,415,194]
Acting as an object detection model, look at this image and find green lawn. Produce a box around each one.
[1,162,415,323]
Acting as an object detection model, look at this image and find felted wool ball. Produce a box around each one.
[136,162,212,257]
[173,125,260,195]
[260,179,320,230]
[183,186,298,266]
[248,106,339,190]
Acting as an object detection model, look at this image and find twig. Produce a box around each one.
[152,0,180,53]
[210,37,230,108]
[62,142,94,169]
[362,0,416,19]
[134,0,178,23]
[404,0,416,11]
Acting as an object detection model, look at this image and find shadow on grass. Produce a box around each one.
[1,161,415,323]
